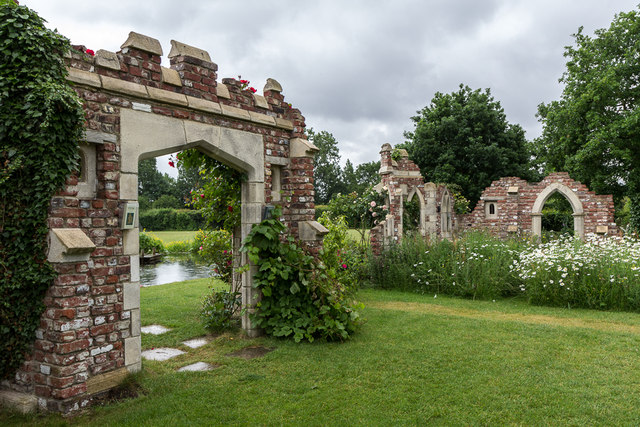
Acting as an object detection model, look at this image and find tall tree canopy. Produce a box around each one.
[536,8,640,231]
[308,128,343,204]
[405,84,535,206]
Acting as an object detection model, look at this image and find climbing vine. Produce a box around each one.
[0,3,84,379]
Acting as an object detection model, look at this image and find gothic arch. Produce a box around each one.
[440,188,453,239]
[406,187,427,236]
[531,182,584,238]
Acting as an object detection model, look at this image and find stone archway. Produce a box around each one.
[531,182,584,238]
[406,188,426,236]
[440,189,453,239]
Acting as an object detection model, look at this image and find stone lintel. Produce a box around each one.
[95,49,121,71]
[67,68,101,88]
[290,138,319,158]
[120,31,163,56]
[265,155,289,166]
[216,84,231,99]
[161,66,182,87]
[86,367,129,395]
[168,40,212,62]
[101,75,149,99]
[147,86,188,106]
[264,78,283,93]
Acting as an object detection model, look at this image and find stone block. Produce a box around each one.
[161,66,182,87]
[252,94,269,109]
[67,68,101,88]
[168,40,212,62]
[130,255,140,282]
[299,221,329,241]
[131,308,141,337]
[215,83,231,99]
[186,96,222,114]
[274,118,294,130]
[248,111,276,126]
[596,225,609,234]
[241,182,266,204]
[290,138,319,158]
[147,87,188,106]
[124,336,141,366]
[123,228,139,256]
[123,282,140,311]
[0,390,37,414]
[119,173,138,201]
[48,229,96,263]
[86,367,128,395]
[221,104,251,121]
[263,78,283,93]
[95,50,121,71]
[120,32,163,56]
[101,75,149,99]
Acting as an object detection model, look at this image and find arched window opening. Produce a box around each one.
[541,192,574,239]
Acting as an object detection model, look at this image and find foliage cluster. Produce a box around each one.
[325,187,388,229]
[200,287,241,332]
[241,207,362,342]
[0,3,84,379]
[404,84,538,207]
[138,157,199,210]
[536,8,640,232]
[139,208,206,231]
[194,229,233,284]
[139,231,165,254]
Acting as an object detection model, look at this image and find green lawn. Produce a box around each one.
[5,282,640,425]
[147,230,198,244]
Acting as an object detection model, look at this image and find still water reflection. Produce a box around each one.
[140,254,212,287]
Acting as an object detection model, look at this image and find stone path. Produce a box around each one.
[140,324,271,372]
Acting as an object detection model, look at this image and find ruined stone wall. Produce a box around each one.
[466,172,619,238]
[4,32,323,414]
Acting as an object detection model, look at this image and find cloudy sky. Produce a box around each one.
[22,0,639,177]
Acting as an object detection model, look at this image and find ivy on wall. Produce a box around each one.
[0,2,84,379]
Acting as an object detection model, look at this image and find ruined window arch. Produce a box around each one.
[440,189,453,237]
[531,183,584,238]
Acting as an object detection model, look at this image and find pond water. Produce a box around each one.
[140,254,213,287]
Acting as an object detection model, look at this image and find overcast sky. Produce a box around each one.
[22,0,639,177]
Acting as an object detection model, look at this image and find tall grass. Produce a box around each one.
[368,232,524,299]
[368,231,640,312]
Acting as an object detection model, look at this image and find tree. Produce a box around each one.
[536,8,640,232]
[405,84,535,206]
[308,128,343,204]
[138,158,174,204]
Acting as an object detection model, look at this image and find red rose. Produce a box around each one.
[249,87,257,93]
[86,49,95,56]
[168,161,175,167]
[227,206,233,212]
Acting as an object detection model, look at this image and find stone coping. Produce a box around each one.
[66,67,294,131]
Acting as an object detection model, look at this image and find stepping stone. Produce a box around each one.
[182,337,210,349]
[178,362,219,372]
[141,325,170,335]
[226,346,274,360]
[141,347,185,361]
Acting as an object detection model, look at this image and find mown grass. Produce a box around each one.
[150,231,198,244]
[4,282,640,425]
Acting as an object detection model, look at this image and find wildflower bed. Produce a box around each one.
[370,232,640,313]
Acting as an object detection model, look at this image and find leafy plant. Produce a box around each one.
[241,207,362,342]
[200,288,241,332]
[194,229,233,284]
[0,3,85,379]
[139,231,165,254]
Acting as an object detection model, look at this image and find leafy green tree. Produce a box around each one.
[405,84,535,206]
[138,158,174,204]
[354,160,381,190]
[308,128,343,204]
[536,8,640,232]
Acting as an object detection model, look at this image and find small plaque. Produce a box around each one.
[507,225,518,233]
[122,202,138,229]
[596,225,608,234]
[507,186,519,194]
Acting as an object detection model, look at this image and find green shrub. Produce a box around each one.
[241,207,363,342]
[325,188,388,229]
[152,194,182,209]
[200,287,241,332]
[139,231,165,254]
[194,229,233,284]
[139,208,206,231]
[165,240,196,254]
